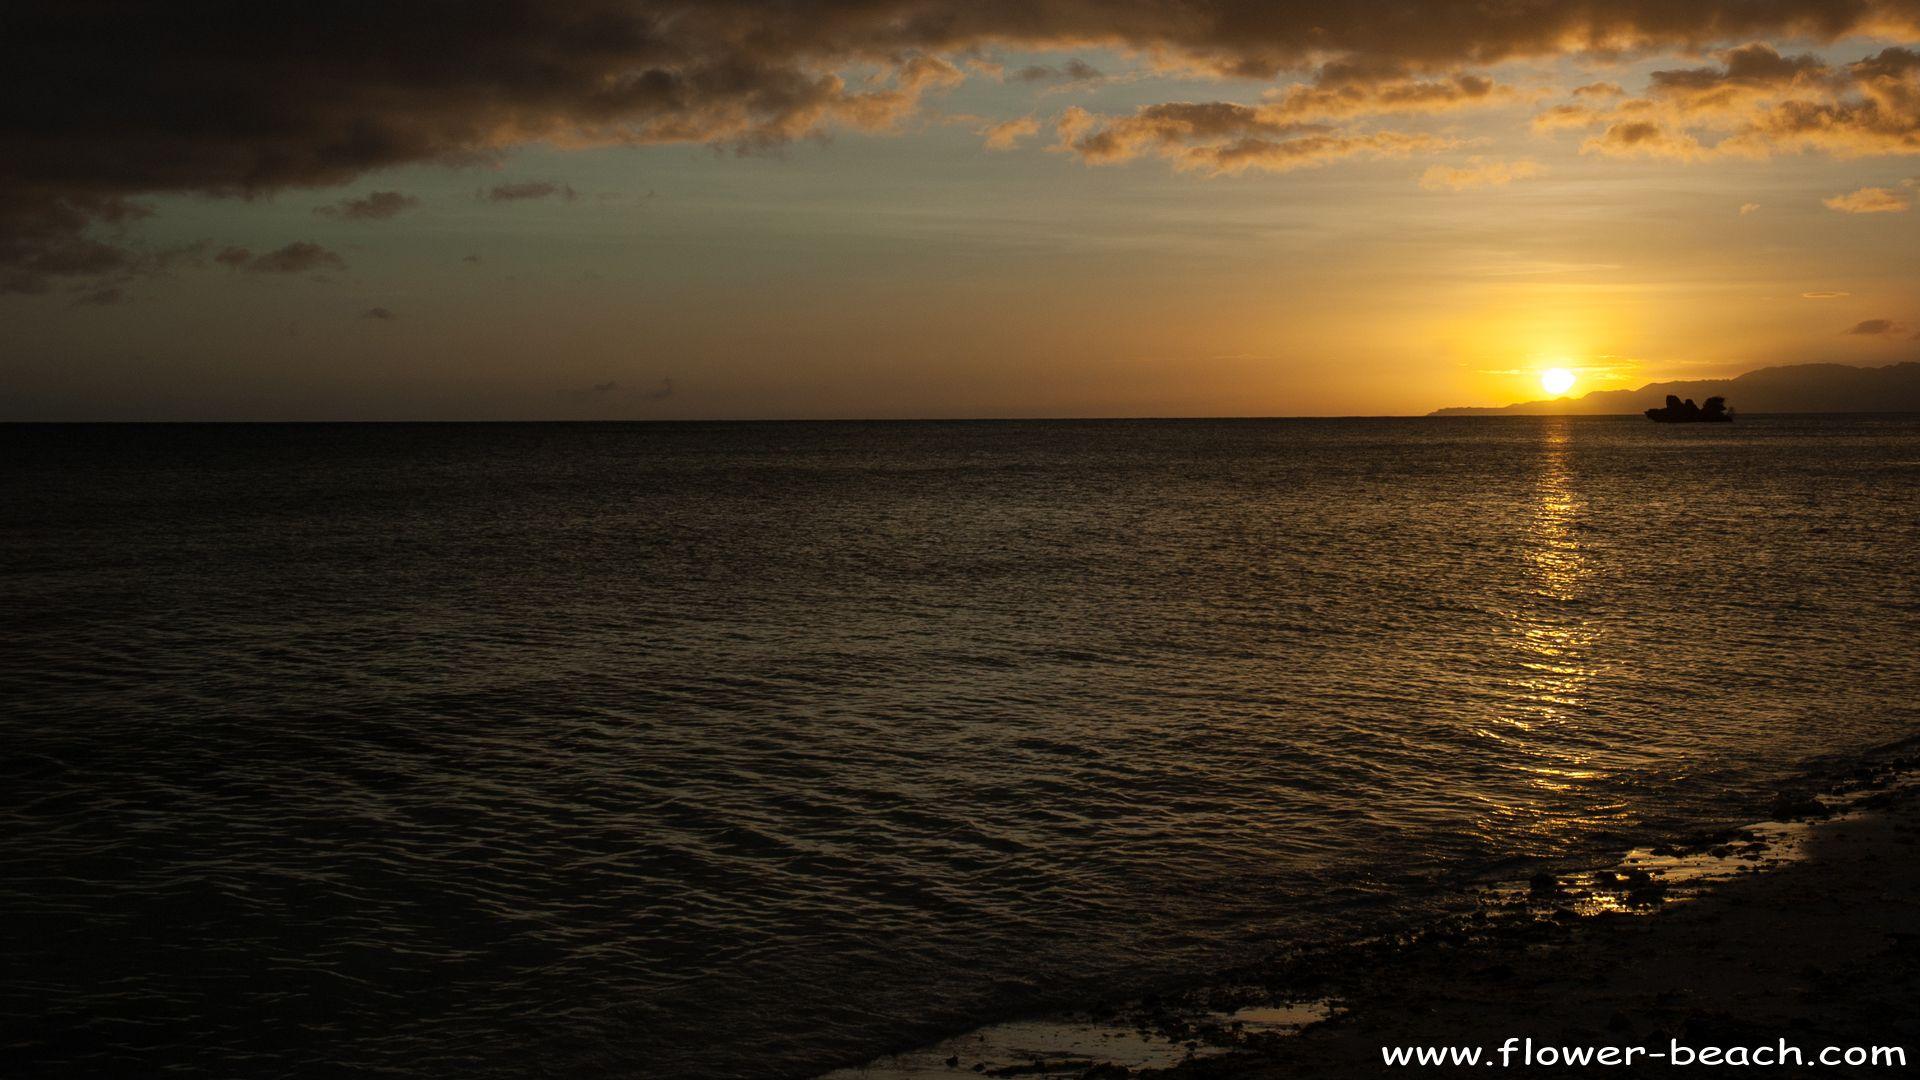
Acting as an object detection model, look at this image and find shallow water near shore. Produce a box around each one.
[3,416,1918,1079]
[829,757,1920,1078]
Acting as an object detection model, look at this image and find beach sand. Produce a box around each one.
[1154,779,1920,1079]
[854,766,1920,1079]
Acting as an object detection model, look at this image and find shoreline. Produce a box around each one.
[1163,773,1920,1079]
[831,753,1920,1078]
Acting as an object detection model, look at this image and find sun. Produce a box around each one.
[1540,368,1577,396]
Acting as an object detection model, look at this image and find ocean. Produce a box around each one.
[4,416,1917,1078]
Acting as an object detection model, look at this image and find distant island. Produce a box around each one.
[1431,361,1920,416]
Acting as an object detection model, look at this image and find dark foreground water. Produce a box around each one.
[4,417,1918,1078]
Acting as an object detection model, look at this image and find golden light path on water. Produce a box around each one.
[1477,419,1614,848]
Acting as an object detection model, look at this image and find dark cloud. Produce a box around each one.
[1056,102,1459,174]
[462,253,483,264]
[74,286,123,305]
[0,192,170,293]
[566,377,675,401]
[316,191,421,221]
[250,242,346,274]
[363,306,396,320]
[1011,58,1103,84]
[1648,42,1828,97]
[483,181,579,203]
[5,1,1920,290]
[1846,318,1901,334]
[215,242,348,275]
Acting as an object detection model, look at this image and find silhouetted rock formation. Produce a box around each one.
[1645,394,1732,422]
[1431,361,1920,416]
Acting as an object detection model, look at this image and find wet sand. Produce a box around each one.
[1160,776,1920,1079]
[841,761,1920,1078]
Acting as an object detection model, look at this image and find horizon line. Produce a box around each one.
[11,411,1917,426]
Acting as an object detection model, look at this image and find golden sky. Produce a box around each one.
[2,2,1917,418]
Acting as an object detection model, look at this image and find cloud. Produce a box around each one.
[1054,101,1459,175]
[483,182,578,203]
[215,242,347,274]
[1552,43,1920,162]
[566,377,675,401]
[1581,120,1711,160]
[1186,131,1459,175]
[1055,102,1316,164]
[1011,58,1103,84]
[1261,72,1525,121]
[0,193,199,295]
[6,2,1920,291]
[363,306,396,320]
[980,116,1041,151]
[74,286,124,306]
[1739,201,1762,213]
[462,253,483,264]
[1823,185,1912,211]
[1530,103,1604,131]
[315,191,420,221]
[1646,42,1829,103]
[1801,290,1850,297]
[1845,318,1902,334]
[1573,82,1626,99]
[1419,157,1544,190]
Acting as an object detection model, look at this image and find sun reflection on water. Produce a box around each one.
[1478,419,1615,847]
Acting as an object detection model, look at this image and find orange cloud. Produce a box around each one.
[981,116,1041,150]
[1261,73,1524,121]
[1824,185,1913,211]
[1419,157,1545,190]
[1531,103,1604,131]
[1582,120,1710,161]
[1184,131,1460,176]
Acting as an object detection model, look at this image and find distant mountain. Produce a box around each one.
[1431,361,1920,416]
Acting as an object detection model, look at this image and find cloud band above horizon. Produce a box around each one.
[3,0,1920,295]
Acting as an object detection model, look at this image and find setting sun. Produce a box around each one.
[1541,368,1577,397]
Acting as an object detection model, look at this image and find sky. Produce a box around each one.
[3,1,1918,420]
